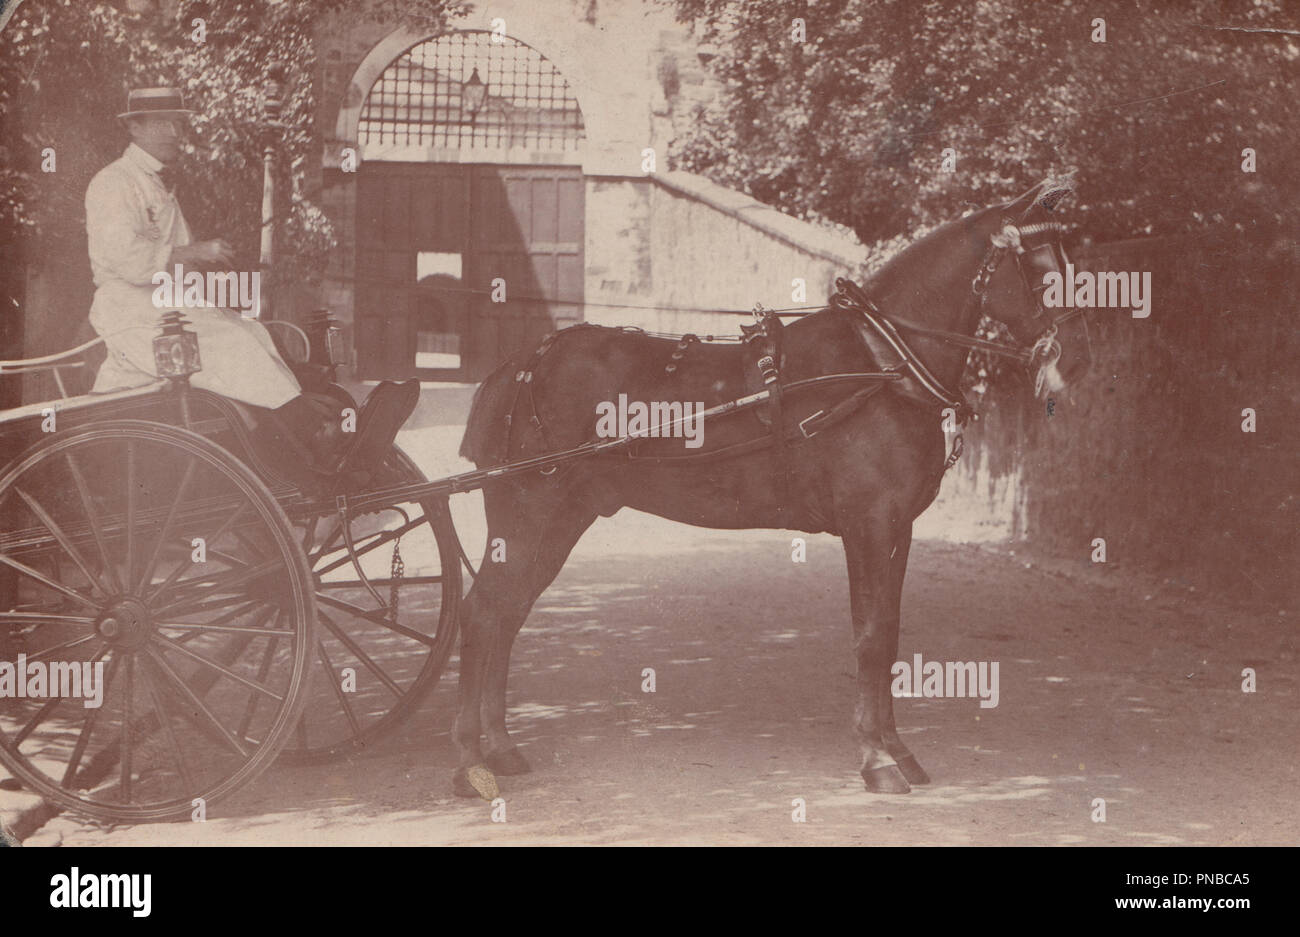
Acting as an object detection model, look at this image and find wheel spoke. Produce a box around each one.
[157,620,294,638]
[144,502,249,604]
[142,646,250,758]
[150,633,286,703]
[317,575,442,589]
[152,557,286,618]
[121,655,134,803]
[318,610,404,699]
[312,517,426,578]
[64,450,122,593]
[139,656,194,792]
[124,440,137,589]
[174,599,264,629]
[20,632,99,664]
[312,530,393,576]
[237,610,282,742]
[166,602,265,648]
[0,611,96,627]
[135,457,198,594]
[15,696,63,746]
[152,592,265,621]
[316,638,362,739]
[59,647,116,788]
[316,593,438,647]
[150,551,256,601]
[0,554,100,611]
[15,488,111,597]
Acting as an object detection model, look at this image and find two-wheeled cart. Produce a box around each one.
[0,313,899,822]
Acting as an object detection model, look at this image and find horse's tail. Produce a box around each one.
[459,353,524,467]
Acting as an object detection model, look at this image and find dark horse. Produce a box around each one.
[452,179,1090,798]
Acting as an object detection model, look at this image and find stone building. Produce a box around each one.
[312,0,866,384]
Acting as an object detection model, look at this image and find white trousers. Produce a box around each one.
[88,281,301,409]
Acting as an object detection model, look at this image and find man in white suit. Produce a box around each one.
[86,87,302,409]
[85,87,417,478]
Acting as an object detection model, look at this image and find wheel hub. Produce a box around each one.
[97,598,152,648]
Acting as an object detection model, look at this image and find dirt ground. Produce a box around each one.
[19,518,1296,847]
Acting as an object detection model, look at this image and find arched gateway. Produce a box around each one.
[350,30,586,382]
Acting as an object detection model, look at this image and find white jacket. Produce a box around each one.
[85,143,300,409]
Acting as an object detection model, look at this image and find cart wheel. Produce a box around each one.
[0,420,315,822]
[279,445,460,762]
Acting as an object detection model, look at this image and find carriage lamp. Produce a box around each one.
[306,308,344,368]
[461,68,488,121]
[153,311,202,379]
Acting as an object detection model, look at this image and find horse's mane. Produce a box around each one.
[864,177,1072,312]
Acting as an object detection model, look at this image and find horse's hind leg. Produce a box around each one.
[877,525,930,785]
[480,497,597,775]
[843,514,914,794]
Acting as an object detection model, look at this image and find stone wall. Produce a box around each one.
[585,172,865,335]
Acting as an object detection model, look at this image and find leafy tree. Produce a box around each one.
[667,0,1295,248]
[0,0,466,316]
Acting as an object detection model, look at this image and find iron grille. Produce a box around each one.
[358,30,585,152]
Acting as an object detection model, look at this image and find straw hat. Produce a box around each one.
[117,87,194,120]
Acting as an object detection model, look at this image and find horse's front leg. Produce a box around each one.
[843,517,913,794]
[876,524,930,785]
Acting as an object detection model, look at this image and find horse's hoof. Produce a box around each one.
[861,763,912,794]
[485,747,532,776]
[452,764,500,801]
[894,754,931,785]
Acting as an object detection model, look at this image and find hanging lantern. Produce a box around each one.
[153,311,202,379]
[306,308,344,368]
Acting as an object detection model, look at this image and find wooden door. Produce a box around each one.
[355,162,583,382]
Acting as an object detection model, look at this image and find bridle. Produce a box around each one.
[832,214,1087,409]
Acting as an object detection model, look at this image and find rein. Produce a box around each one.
[829,219,1077,413]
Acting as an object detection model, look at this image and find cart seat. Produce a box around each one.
[0,337,167,425]
[0,381,168,425]
[0,337,107,399]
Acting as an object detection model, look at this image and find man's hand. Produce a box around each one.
[170,239,234,267]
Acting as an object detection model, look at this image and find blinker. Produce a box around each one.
[1016,237,1071,316]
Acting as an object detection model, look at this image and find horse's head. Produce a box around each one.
[979,178,1092,396]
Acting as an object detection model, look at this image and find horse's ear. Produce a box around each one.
[1035,173,1075,213]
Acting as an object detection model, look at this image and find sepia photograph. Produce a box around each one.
[0,0,1294,882]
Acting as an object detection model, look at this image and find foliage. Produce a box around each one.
[667,0,1296,247]
[668,1,1299,603]
[0,0,467,283]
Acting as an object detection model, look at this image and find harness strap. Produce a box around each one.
[878,314,1032,360]
[743,305,791,517]
[503,327,594,460]
[621,382,887,466]
[837,293,970,419]
[664,334,700,375]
